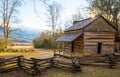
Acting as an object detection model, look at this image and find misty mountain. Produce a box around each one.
[0,26,41,43]
[11,28,41,42]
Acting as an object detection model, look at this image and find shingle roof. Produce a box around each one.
[65,16,100,31]
[56,32,82,42]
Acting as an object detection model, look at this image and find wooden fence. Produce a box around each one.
[0,56,81,76]
[0,56,24,73]
[0,53,120,76]
[54,59,81,72]
[76,54,120,68]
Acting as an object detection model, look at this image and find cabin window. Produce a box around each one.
[97,42,102,54]
[71,42,74,52]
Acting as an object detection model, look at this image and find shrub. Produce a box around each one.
[33,30,63,49]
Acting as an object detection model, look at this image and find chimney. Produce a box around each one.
[73,21,80,25]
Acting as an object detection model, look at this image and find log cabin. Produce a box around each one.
[56,16,120,56]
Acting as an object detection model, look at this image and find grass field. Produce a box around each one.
[0,49,53,59]
[0,66,120,77]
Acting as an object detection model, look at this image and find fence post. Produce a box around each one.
[72,57,82,73]
[0,58,5,68]
[108,54,116,68]
[50,57,54,67]
[54,50,56,56]
[17,56,23,69]
[31,58,40,76]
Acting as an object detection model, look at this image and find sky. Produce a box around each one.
[18,0,88,33]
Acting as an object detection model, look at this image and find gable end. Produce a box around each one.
[84,16,116,33]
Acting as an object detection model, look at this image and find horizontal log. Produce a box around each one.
[64,49,70,51]
[31,57,55,61]
[84,32,114,35]
[84,36,114,39]
[0,56,24,63]
[54,64,73,69]
[0,66,18,73]
[23,59,31,62]
[64,48,70,50]
[74,48,83,51]
[38,61,51,65]
[84,42,114,45]
[85,39,114,42]
[74,47,83,49]
[64,45,70,47]
[64,49,70,52]
[40,66,51,70]
[0,65,18,70]
[21,64,31,68]
[85,34,114,36]
[40,65,52,72]
[74,41,83,43]
[5,61,18,65]
[64,46,70,49]
[74,39,83,42]
[22,61,33,65]
[21,65,31,69]
[73,43,83,45]
[74,45,83,47]
[0,59,17,63]
[54,60,73,66]
[103,44,114,46]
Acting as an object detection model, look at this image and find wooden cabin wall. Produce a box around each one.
[63,36,84,56]
[64,42,71,54]
[84,17,116,32]
[84,32,115,54]
[73,36,83,55]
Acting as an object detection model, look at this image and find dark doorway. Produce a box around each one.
[98,43,102,54]
[71,42,74,52]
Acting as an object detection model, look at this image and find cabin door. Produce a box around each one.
[71,42,74,52]
[115,42,120,52]
[97,43,102,54]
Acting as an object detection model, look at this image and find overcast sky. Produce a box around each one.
[18,0,88,32]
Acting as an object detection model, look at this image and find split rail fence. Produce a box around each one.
[0,56,81,76]
[0,53,120,76]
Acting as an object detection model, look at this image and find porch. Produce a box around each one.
[55,32,84,58]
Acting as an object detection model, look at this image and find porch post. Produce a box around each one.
[63,42,65,55]
[117,43,119,52]
[59,43,60,55]
[70,42,72,57]
[70,42,74,57]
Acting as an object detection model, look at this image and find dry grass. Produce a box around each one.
[0,50,53,59]
[0,66,120,77]
[42,66,120,77]
[7,46,34,49]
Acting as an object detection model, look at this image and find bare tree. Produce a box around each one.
[46,1,62,38]
[0,0,21,48]
[64,7,85,29]
[87,0,120,33]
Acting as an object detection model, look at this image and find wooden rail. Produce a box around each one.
[0,55,24,73]
[0,54,120,76]
[0,56,81,76]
